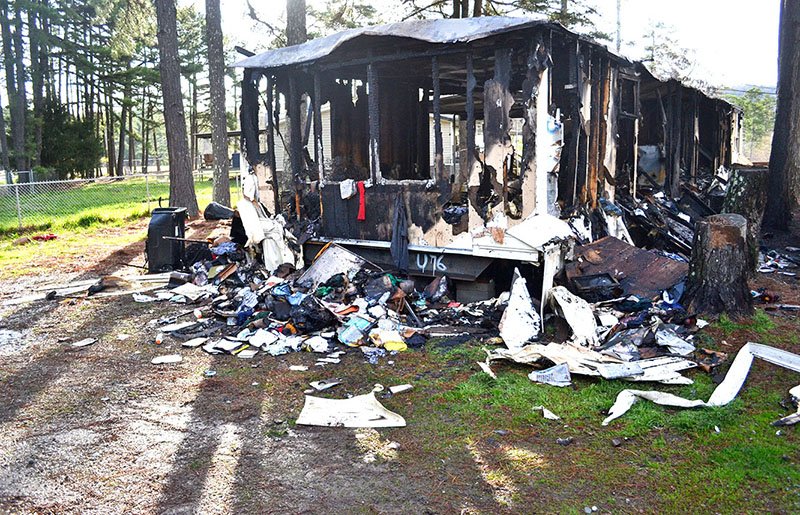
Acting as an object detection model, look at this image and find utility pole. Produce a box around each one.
[616,0,622,53]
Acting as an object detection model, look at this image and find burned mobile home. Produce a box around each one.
[234,16,743,303]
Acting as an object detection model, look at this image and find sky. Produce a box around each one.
[208,0,780,89]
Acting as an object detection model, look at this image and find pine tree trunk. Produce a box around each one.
[154,128,162,173]
[190,77,197,170]
[128,105,134,171]
[286,0,306,45]
[154,0,199,216]
[206,0,231,206]
[28,3,44,167]
[1,0,23,172]
[141,99,150,174]
[105,92,116,177]
[722,168,768,274]
[0,86,10,177]
[40,0,51,101]
[11,3,27,170]
[281,0,307,205]
[117,83,129,176]
[764,0,800,229]
[683,213,753,318]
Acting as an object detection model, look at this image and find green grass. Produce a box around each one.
[0,175,240,276]
[0,175,235,237]
[400,335,800,512]
[717,309,776,335]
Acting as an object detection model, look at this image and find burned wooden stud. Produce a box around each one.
[683,213,753,318]
[240,69,261,166]
[465,53,476,174]
[432,56,445,186]
[288,75,303,220]
[520,40,543,218]
[288,75,303,181]
[722,168,768,274]
[265,76,279,211]
[313,73,324,181]
[367,62,380,181]
[482,48,514,219]
[667,82,682,198]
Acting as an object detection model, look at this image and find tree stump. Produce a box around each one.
[683,213,753,318]
[722,168,768,274]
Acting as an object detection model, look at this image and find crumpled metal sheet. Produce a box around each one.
[549,286,598,347]
[498,268,541,350]
[602,342,800,426]
[234,16,549,70]
[485,342,694,385]
[566,236,688,299]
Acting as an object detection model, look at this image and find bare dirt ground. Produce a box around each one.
[0,219,798,514]
[0,298,440,514]
[0,221,448,514]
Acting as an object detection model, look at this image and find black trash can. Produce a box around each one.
[146,207,187,273]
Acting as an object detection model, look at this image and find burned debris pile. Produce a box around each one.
[124,166,800,429]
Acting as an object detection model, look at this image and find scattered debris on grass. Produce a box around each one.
[71,337,97,348]
[602,342,800,425]
[296,392,406,428]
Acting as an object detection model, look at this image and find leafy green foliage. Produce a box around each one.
[723,87,776,160]
[39,100,103,179]
[310,0,378,34]
[401,0,609,41]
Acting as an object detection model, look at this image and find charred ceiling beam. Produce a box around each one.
[311,45,472,73]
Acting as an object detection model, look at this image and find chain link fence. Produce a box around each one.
[0,171,241,236]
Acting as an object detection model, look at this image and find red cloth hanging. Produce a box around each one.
[357,181,366,221]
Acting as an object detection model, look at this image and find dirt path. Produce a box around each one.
[0,297,444,514]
